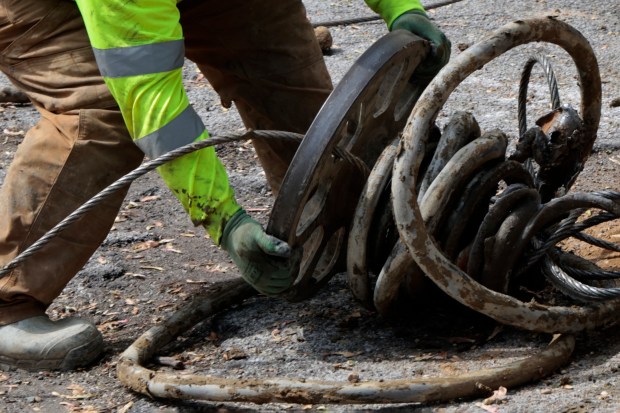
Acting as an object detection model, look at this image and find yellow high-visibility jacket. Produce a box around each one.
[74,0,424,244]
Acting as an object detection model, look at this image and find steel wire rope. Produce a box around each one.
[518,54,562,137]
[536,208,620,282]
[515,51,620,300]
[518,191,620,297]
[542,245,620,302]
[560,263,620,281]
[538,206,620,258]
[310,0,466,27]
[515,191,620,301]
[0,129,368,279]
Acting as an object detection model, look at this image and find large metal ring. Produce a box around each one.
[391,17,618,333]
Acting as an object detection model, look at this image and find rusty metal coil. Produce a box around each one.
[117,278,576,405]
[391,16,620,333]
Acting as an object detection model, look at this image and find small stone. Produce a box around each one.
[610,97,620,108]
[0,87,29,104]
[223,347,247,361]
[314,26,333,53]
[347,372,360,383]
[540,388,552,394]
[457,42,470,51]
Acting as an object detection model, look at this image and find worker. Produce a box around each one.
[0,0,450,371]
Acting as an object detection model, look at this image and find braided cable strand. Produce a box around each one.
[518,55,562,137]
[561,265,620,281]
[0,129,370,279]
[543,247,620,302]
[311,0,466,27]
[523,191,620,300]
[0,132,254,279]
[524,191,620,270]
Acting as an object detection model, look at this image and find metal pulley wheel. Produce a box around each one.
[268,30,430,301]
[391,17,620,333]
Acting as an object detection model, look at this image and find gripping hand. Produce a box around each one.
[221,210,299,296]
[391,10,451,79]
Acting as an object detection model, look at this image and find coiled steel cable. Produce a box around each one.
[0,129,368,279]
[561,265,620,281]
[543,246,620,302]
[515,52,620,301]
[518,54,562,137]
[517,190,620,298]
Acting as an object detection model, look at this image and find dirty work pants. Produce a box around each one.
[0,0,332,325]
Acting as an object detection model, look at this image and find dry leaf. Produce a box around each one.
[131,240,160,252]
[155,356,184,369]
[145,221,164,230]
[118,401,134,413]
[52,389,94,400]
[165,244,182,253]
[66,384,85,393]
[223,347,247,361]
[99,319,128,331]
[3,129,24,136]
[332,362,351,370]
[483,386,507,405]
[139,265,164,271]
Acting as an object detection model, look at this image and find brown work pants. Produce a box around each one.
[0,0,332,325]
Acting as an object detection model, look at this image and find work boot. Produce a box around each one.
[0,316,104,371]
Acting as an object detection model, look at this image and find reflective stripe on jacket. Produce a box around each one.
[75,0,239,244]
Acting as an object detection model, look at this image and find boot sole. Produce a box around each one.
[0,333,104,371]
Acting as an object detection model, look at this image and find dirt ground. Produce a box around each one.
[0,0,619,412]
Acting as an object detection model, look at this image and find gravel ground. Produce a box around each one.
[0,1,619,412]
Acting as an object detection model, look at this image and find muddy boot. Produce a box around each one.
[0,316,104,371]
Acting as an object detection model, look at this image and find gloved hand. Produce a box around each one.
[221,209,299,296]
[391,10,451,79]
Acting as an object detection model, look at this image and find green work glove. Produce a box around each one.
[391,10,451,79]
[221,209,299,296]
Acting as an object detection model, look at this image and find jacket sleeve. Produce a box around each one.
[74,0,240,244]
[364,0,426,28]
